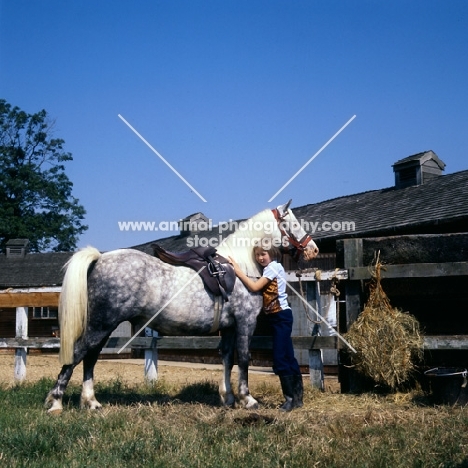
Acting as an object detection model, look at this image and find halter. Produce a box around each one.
[272,208,313,253]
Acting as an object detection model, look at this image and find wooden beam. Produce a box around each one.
[0,337,60,349]
[2,335,468,350]
[423,335,468,350]
[0,292,59,307]
[285,269,348,282]
[0,335,339,350]
[349,261,468,280]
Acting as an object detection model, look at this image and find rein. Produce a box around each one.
[272,208,312,253]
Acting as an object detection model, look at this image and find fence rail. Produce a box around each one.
[2,334,468,388]
[0,335,338,350]
[3,335,468,351]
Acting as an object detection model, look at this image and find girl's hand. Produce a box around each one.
[228,256,270,293]
[227,256,240,272]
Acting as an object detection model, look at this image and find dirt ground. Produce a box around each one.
[0,352,340,392]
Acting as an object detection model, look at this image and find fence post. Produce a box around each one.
[14,306,28,383]
[343,239,363,327]
[309,281,324,390]
[340,238,364,393]
[144,328,158,384]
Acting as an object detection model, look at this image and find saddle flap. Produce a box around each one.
[152,244,236,300]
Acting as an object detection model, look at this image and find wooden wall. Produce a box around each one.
[0,308,16,338]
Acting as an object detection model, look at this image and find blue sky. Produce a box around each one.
[1,1,467,251]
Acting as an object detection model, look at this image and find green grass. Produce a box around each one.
[0,378,467,468]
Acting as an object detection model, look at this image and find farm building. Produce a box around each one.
[1,150,467,376]
[0,240,69,340]
[0,240,131,357]
[131,150,468,370]
[135,150,466,255]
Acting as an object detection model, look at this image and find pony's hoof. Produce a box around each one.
[88,403,103,411]
[246,401,259,410]
[242,395,259,410]
[81,400,103,410]
[45,398,63,414]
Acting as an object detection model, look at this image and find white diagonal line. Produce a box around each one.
[286,281,357,353]
[117,265,207,353]
[118,114,207,202]
[268,115,356,202]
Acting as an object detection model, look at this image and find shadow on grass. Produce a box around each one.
[61,379,223,409]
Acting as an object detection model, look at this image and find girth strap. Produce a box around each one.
[210,296,223,334]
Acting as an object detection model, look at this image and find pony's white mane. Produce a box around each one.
[216,208,280,277]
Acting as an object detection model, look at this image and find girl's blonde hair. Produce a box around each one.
[253,244,282,262]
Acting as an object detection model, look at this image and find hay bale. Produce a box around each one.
[345,255,423,390]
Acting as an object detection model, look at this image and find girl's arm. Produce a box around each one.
[228,256,271,293]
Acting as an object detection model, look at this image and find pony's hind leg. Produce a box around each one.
[219,327,236,407]
[80,347,103,410]
[45,337,107,412]
[45,364,75,413]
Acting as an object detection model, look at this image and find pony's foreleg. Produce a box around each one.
[80,348,102,410]
[219,327,236,407]
[45,364,75,413]
[236,334,259,409]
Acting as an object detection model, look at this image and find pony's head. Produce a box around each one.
[272,199,319,262]
[218,200,318,277]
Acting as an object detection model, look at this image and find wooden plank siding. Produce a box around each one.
[349,261,468,280]
[0,308,16,338]
[0,292,59,307]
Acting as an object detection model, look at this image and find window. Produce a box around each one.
[31,307,58,320]
[399,166,417,182]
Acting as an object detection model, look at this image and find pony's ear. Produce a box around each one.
[277,199,292,217]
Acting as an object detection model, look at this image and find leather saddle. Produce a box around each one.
[152,244,236,302]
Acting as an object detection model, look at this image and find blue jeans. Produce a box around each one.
[268,308,301,377]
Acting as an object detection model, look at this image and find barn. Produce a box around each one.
[130,150,468,372]
[0,240,69,340]
[1,150,467,380]
[0,240,132,357]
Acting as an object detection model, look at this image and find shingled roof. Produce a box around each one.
[293,169,468,246]
[1,162,466,288]
[131,225,237,255]
[131,168,468,255]
[0,252,73,288]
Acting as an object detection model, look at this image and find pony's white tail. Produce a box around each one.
[59,247,102,365]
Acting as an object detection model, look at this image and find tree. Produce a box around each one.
[0,99,88,252]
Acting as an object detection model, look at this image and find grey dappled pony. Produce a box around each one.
[45,201,318,412]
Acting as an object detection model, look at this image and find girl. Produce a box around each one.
[229,244,303,411]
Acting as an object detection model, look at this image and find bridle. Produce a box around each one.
[272,208,313,255]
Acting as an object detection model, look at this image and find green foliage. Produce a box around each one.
[0,99,87,252]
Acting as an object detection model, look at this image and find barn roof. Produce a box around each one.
[1,165,467,288]
[293,168,468,244]
[132,168,468,253]
[0,252,73,288]
[131,225,237,255]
